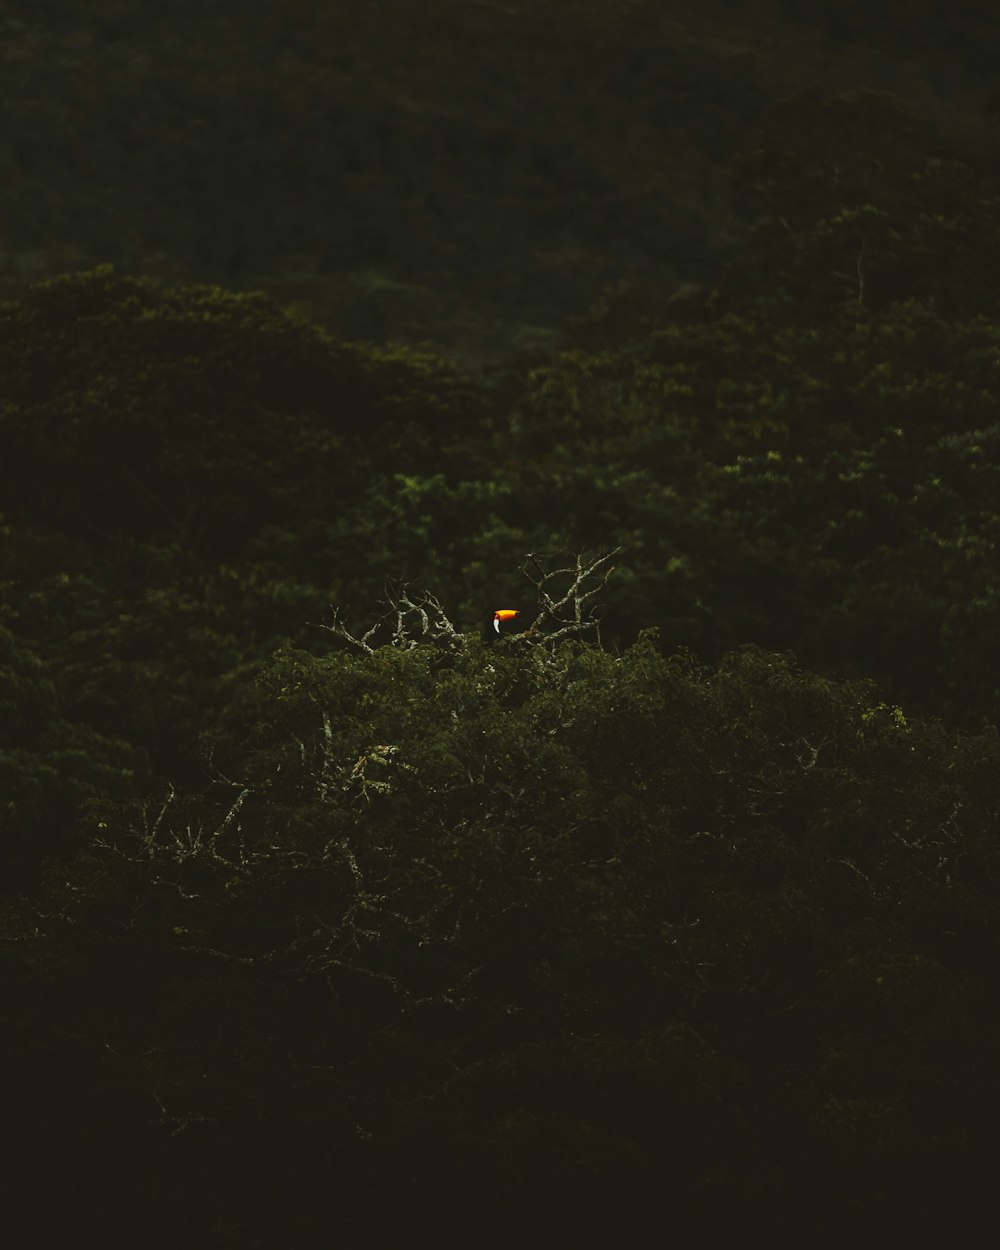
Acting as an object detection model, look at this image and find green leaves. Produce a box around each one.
[729,87,1000,320]
[0,266,483,556]
[22,628,997,1231]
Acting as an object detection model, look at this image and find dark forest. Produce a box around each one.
[4,1,1000,1244]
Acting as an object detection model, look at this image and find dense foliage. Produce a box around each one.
[2,0,998,371]
[4,67,1000,1244]
[7,638,1000,1242]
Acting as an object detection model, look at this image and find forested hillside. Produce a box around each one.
[4,3,1000,1244]
[2,0,1000,370]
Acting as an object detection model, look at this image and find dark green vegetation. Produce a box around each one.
[5,2,1000,1241]
[3,0,1000,371]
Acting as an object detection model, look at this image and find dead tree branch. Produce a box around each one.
[316,550,621,652]
[314,583,463,653]
[519,547,622,644]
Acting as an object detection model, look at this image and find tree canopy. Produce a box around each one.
[4,73,1000,1243]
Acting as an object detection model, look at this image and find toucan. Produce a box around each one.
[483,608,529,641]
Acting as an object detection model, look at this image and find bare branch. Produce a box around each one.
[519,546,622,643]
[313,604,381,654]
[316,550,621,654]
[313,582,463,653]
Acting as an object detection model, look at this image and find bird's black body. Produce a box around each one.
[482,608,529,642]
